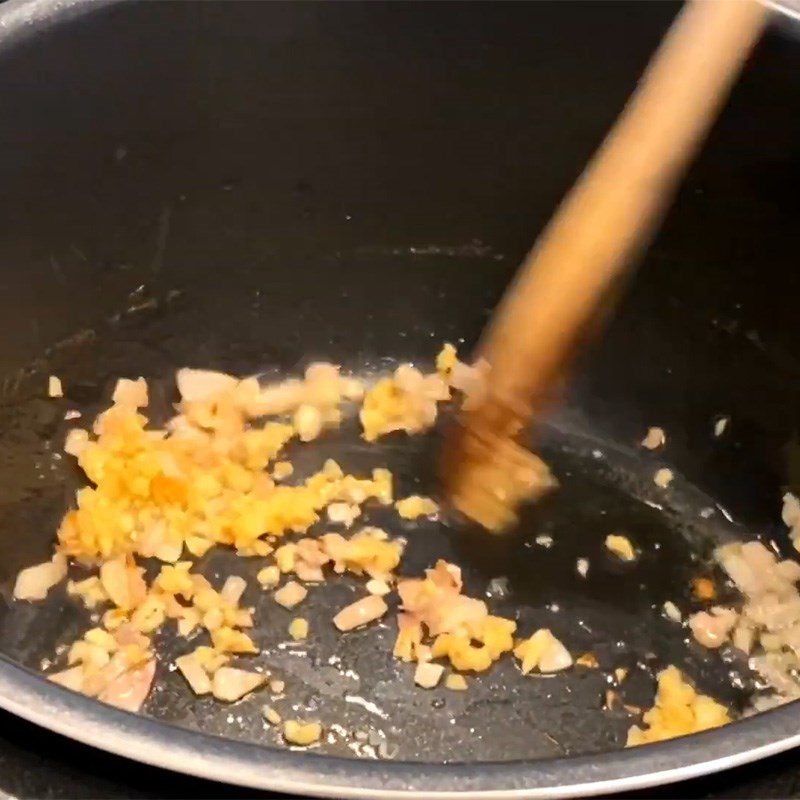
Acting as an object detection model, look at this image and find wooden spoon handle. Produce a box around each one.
[477,0,768,419]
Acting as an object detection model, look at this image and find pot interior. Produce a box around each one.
[0,0,798,768]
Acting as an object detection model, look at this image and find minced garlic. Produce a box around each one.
[444,673,468,691]
[395,496,439,520]
[514,629,572,673]
[288,617,309,640]
[626,666,730,746]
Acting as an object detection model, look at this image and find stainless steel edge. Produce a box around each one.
[1,653,800,798]
[764,0,800,23]
[0,0,114,44]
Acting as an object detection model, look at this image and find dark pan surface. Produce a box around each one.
[0,0,799,790]
[0,280,769,763]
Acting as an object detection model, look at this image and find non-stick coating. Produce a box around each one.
[0,336,756,762]
[0,0,799,788]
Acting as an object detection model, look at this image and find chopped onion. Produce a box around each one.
[154,537,183,564]
[327,502,361,528]
[274,581,307,609]
[112,377,148,408]
[99,556,145,610]
[783,492,800,531]
[663,601,682,623]
[64,428,90,457]
[176,369,237,402]
[262,705,282,725]
[294,561,325,583]
[366,578,391,596]
[247,378,305,417]
[14,553,67,601]
[283,720,322,746]
[220,575,247,607]
[414,662,444,689]
[211,667,265,702]
[98,659,156,713]
[175,654,211,695]
[654,468,674,489]
[732,623,755,654]
[641,427,666,450]
[333,595,388,631]
[257,566,280,589]
[293,404,323,442]
[48,375,63,398]
[48,666,84,692]
[689,608,738,649]
[539,636,573,672]
[515,628,573,674]
[445,673,468,691]
[713,416,729,437]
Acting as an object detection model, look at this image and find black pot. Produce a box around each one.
[0,1,799,795]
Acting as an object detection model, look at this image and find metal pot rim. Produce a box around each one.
[0,652,798,798]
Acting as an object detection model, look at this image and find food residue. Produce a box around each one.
[654,468,674,489]
[283,720,322,746]
[662,601,682,623]
[288,617,309,641]
[366,578,391,596]
[576,652,599,669]
[48,375,63,398]
[782,492,800,551]
[272,461,293,481]
[605,534,636,562]
[692,576,716,601]
[641,426,666,450]
[262,705,282,725]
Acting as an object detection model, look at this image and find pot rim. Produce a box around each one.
[0,651,798,797]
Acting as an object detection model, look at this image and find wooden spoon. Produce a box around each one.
[442,0,769,531]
